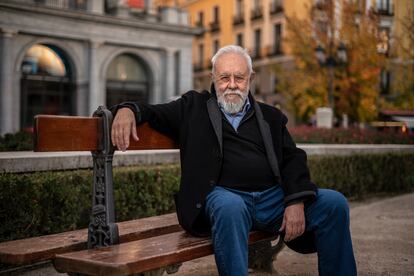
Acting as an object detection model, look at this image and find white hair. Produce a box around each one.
[211,45,253,75]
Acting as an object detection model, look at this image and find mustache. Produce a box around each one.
[223,89,244,97]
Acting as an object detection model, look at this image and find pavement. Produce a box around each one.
[18,193,414,275]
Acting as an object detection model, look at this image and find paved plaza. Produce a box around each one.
[21,193,414,276]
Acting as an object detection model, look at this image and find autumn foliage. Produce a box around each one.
[277,2,386,123]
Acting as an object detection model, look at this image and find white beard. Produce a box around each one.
[217,89,248,114]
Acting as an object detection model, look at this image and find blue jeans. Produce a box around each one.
[204,185,357,276]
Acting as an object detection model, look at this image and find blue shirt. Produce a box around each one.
[219,97,251,131]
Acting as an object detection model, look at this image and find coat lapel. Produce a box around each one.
[253,101,281,180]
[207,97,223,154]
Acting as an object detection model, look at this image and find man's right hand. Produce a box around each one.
[111,108,139,151]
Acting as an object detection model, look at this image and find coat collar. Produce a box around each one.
[253,100,281,180]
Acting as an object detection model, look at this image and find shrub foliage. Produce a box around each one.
[0,154,413,242]
[290,126,414,144]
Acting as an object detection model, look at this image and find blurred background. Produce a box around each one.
[0,0,413,148]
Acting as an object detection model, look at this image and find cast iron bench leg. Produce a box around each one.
[248,235,285,273]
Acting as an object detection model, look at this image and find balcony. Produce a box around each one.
[13,0,87,11]
[233,13,244,26]
[251,6,263,21]
[376,8,394,16]
[270,0,283,15]
[210,21,220,33]
[266,45,283,57]
[194,21,205,37]
[195,20,203,28]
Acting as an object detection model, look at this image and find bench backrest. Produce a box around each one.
[34,115,178,152]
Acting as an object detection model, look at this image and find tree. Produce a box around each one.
[380,6,414,110]
[277,1,385,123]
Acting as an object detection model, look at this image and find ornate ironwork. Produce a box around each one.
[87,106,119,248]
[248,235,285,273]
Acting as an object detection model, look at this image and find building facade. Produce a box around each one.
[0,0,196,134]
[154,0,314,123]
[155,0,413,122]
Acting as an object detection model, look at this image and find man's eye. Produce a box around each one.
[221,77,230,82]
[235,77,245,82]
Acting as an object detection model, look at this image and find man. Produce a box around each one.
[111,45,357,276]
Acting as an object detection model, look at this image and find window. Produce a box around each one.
[213,6,219,23]
[20,44,74,129]
[236,33,243,47]
[254,0,261,10]
[213,39,220,55]
[254,29,261,58]
[197,11,204,27]
[376,0,393,14]
[106,54,149,107]
[236,0,243,17]
[274,23,282,54]
[380,69,391,95]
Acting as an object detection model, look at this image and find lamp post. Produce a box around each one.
[315,43,347,127]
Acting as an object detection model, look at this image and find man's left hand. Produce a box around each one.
[279,202,305,242]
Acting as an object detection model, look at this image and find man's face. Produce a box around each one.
[212,53,252,114]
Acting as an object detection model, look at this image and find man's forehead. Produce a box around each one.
[215,53,249,73]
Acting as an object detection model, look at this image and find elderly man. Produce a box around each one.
[111,45,357,276]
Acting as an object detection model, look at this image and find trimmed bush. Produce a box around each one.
[308,154,414,199]
[0,154,413,242]
[0,131,33,151]
[0,165,180,242]
[290,126,414,144]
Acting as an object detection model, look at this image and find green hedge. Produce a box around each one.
[0,165,180,242]
[0,154,413,242]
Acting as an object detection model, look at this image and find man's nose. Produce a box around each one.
[228,76,237,89]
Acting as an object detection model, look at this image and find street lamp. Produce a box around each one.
[315,43,347,126]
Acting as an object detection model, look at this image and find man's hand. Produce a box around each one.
[279,202,305,242]
[111,108,139,151]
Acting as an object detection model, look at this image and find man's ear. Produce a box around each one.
[209,72,213,81]
[250,71,256,82]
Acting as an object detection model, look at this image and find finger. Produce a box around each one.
[292,223,301,240]
[131,123,139,141]
[299,221,306,236]
[293,220,305,240]
[116,127,125,151]
[111,124,116,146]
[284,222,293,242]
[113,124,120,149]
[123,124,130,150]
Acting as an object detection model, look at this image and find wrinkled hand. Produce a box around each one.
[111,108,139,151]
[279,202,305,242]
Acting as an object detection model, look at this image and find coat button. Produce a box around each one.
[209,180,215,187]
[196,203,202,209]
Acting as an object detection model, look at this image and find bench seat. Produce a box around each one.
[54,230,276,276]
[0,213,180,265]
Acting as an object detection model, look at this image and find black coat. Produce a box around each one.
[115,87,317,237]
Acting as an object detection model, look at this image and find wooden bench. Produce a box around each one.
[0,106,284,275]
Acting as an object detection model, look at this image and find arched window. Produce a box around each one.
[20,44,75,129]
[106,54,149,107]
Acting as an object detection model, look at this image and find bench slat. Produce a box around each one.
[53,231,276,276]
[0,213,180,265]
[34,115,177,152]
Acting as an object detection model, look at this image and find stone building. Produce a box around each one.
[0,0,197,134]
